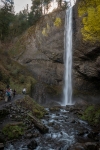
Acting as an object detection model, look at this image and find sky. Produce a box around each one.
[0,0,76,14]
[0,0,32,13]
[14,0,32,13]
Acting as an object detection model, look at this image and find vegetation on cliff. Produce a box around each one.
[54,17,62,27]
[78,0,100,42]
[0,0,66,42]
[0,45,36,97]
[81,105,100,126]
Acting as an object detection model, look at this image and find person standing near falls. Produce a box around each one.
[22,88,26,94]
[5,90,8,102]
[13,89,16,97]
[5,88,11,102]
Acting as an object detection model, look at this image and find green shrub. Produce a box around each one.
[19,76,25,83]
[81,105,100,125]
[11,69,19,76]
[2,124,25,139]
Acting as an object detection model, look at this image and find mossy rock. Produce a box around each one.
[2,123,25,140]
[80,105,100,125]
[16,95,47,119]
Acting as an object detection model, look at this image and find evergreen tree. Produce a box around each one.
[12,10,29,36]
[28,0,42,26]
[0,2,14,41]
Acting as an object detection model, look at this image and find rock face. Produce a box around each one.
[11,0,100,103]
[11,10,65,103]
[14,10,65,87]
[73,0,100,96]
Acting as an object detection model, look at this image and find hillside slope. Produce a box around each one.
[0,44,36,100]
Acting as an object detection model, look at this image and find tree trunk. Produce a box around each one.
[28,113,49,133]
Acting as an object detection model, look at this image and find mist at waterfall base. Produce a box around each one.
[62,0,75,106]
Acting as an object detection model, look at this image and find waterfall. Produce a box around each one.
[62,0,75,106]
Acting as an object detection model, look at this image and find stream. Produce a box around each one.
[4,106,98,150]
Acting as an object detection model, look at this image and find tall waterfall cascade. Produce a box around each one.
[62,0,76,106]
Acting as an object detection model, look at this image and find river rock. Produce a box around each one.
[88,131,99,141]
[25,133,33,139]
[70,119,76,123]
[85,142,98,150]
[32,132,40,138]
[68,143,85,150]
[77,130,86,136]
[68,142,98,150]
[0,143,4,150]
[27,140,37,149]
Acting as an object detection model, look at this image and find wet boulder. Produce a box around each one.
[68,142,98,150]
[88,131,100,141]
[27,140,37,150]
[85,142,98,150]
[68,143,85,150]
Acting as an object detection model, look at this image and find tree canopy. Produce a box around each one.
[0,0,66,41]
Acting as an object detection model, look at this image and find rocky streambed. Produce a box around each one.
[0,99,100,150]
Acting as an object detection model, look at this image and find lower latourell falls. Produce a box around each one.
[0,0,100,149]
[63,0,74,106]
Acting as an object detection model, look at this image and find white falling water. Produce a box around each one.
[62,0,75,106]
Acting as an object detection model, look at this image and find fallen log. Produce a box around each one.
[8,122,23,126]
[28,113,49,133]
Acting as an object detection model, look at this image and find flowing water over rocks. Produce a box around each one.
[3,106,100,150]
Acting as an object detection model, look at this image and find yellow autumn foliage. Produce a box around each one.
[42,23,50,37]
[78,0,100,42]
[54,17,62,27]
[42,28,48,36]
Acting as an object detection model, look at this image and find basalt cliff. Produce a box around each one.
[10,0,100,104]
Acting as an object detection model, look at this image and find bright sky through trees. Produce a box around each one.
[0,0,76,14]
[14,0,32,13]
[0,0,32,13]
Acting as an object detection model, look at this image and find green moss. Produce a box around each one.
[33,109,45,119]
[78,0,100,42]
[2,124,25,140]
[54,17,62,27]
[16,95,47,119]
[81,105,100,125]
